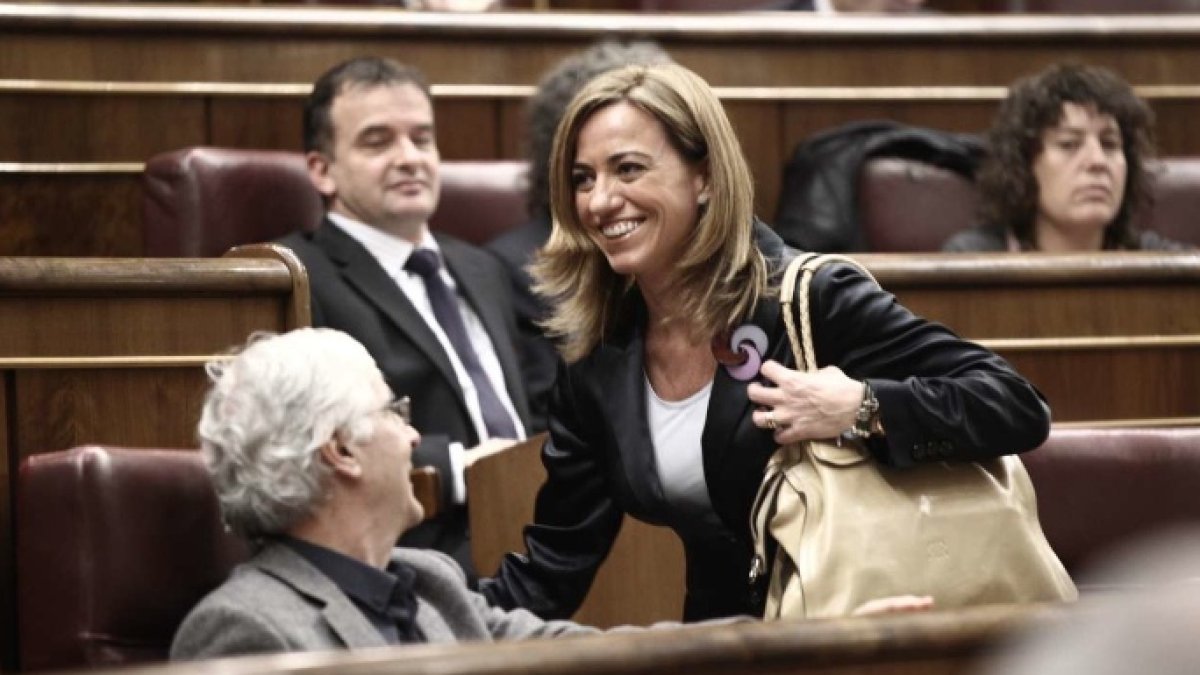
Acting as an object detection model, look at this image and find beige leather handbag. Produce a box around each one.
[750,253,1077,620]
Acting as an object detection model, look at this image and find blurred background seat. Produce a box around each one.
[142,147,529,257]
[16,446,249,671]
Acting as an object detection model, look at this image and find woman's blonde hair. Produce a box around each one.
[532,63,766,363]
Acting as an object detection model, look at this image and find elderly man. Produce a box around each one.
[279,57,526,575]
[171,329,595,659]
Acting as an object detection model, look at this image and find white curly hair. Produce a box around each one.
[197,328,383,538]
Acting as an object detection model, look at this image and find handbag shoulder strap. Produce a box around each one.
[779,253,878,373]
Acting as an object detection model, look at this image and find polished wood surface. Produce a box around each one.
[858,252,1200,424]
[5,85,1200,257]
[5,6,1200,88]
[410,467,442,521]
[73,602,1070,675]
[467,434,686,627]
[0,248,309,671]
[0,168,143,257]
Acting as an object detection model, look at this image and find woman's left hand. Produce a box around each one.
[747,360,864,444]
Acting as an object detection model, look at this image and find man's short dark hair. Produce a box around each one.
[303,57,431,156]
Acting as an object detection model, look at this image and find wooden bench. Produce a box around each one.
[859,252,1200,425]
[51,601,1072,675]
[0,245,308,670]
[6,83,1200,256]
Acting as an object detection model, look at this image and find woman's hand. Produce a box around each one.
[747,360,863,444]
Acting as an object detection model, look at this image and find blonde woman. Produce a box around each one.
[479,64,1050,622]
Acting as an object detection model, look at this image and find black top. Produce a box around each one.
[282,537,422,643]
[942,226,1194,252]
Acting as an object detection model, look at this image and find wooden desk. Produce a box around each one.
[70,602,1071,675]
[859,252,1200,425]
[0,245,309,671]
[467,434,686,627]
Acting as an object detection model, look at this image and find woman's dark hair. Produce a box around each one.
[977,63,1154,250]
[524,40,672,217]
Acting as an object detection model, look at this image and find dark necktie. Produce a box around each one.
[405,248,518,439]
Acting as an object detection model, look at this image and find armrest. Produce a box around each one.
[410,466,442,521]
[465,433,548,575]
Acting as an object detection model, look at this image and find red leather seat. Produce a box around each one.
[1139,158,1200,246]
[142,147,529,257]
[857,157,979,252]
[859,156,1200,251]
[1023,427,1200,583]
[16,446,249,671]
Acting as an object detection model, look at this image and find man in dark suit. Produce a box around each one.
[279,57,527,577]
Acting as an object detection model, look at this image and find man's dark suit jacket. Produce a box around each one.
[280,219,530,574]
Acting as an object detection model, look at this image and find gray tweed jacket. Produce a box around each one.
[170,543,596,660]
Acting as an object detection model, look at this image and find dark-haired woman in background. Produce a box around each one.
[944,63,1190,252]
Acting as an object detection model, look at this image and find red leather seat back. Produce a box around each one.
[142,147,322,258]
[858,157,979,252]
[16,446,249,671]
[860,156,1200,251]
[1134,158,1200,247]
[1023,427,1200,581]
[142,147,529,257]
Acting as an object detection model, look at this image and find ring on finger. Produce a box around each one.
[766,410,778,431]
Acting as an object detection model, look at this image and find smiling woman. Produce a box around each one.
[944,63,1192,252]
[478,63,1053,623]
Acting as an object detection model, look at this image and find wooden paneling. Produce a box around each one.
[436,98,504,160]
[779,99,997,162]
[726,100,784,220]
[9,86,1200,164]
[192,95,508,156]
[0,93,205,162]
[469,435,686,627]
[1005,348,1200,422]
[0,373,10,675]
[5,86,1200,258]
[0,249,308,671]
[498,98,527,161]
[209,97,302,151]
[7,8,1200,88]
[0,170,143,257]
[860,252,1200,425]
[0,295,287,357]
[11,367,205,462]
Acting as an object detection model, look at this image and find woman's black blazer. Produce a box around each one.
[479,222,1051,621]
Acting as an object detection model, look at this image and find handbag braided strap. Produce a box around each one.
[779,253,880,374]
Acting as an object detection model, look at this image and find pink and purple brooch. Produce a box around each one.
[711,324,768,381]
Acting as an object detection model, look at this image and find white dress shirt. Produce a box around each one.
[330,214,525,501]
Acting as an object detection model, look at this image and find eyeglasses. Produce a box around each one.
[386,396,412,425]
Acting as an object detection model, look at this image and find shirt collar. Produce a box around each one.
[327,212,442,272]
[280,535,403,616]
